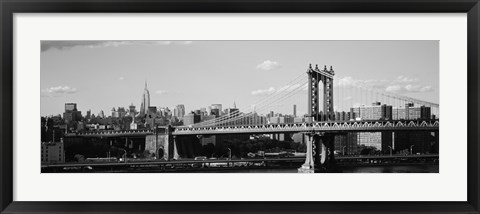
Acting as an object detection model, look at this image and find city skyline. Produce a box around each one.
[41,40,439,116]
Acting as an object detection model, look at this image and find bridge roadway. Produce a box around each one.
[41,154,439,169]
[67,120,439,137]
[174,120,439,135]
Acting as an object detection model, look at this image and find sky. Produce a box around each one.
[40,40,439,117]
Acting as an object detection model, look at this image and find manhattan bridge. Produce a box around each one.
[71,64,440,173]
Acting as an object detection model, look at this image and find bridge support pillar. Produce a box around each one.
[298,133,336,173]
[298,134,315,173]
[171,135,179,160]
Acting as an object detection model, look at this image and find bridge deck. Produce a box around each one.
[174,120,439,135]
[66,120,439,137]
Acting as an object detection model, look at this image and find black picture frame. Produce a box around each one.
[1,0,479,213]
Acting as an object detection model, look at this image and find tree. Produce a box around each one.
[74,154,85,162]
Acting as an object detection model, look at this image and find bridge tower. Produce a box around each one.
[307,64,334,122]
[299,64,336,173]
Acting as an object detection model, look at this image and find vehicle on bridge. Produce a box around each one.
[194,156,207,161]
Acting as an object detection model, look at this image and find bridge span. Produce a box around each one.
[173,120,439,136]
[66,119,438,138]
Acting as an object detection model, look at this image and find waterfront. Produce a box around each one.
[42,155,439,173]
[64,163,437,173]
[196,164,439,173]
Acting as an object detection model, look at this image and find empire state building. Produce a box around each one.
[140,81,150,116]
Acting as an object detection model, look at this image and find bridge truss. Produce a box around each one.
[173,120,439,135]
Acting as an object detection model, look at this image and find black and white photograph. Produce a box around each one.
[40,40,440,173]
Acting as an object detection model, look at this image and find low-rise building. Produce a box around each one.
[41,139,65,164]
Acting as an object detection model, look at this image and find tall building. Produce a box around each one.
[210,108,220,116]
[267,111,275,118]
[129,103,136,116]
[117,107,127,118]
[211,104,223,115]
[110,107,127,118]
[85,109,91,120]
[392,104,432,120]
[293,105,297,117]
[111,107,118,118]
[63,103,82,123]
[334,111,349,121]
[183,113,201,126]
[147,106,158,118]
[350,102,392,120]
[175,104,186,119]
[65,103,77,112]
[194,109,202,115]
[162,107,172,118]
[158,107,166,117]
[348,102,394,153]
[98,110,105,118]
[140,81,150,116]
[226,102,239,116]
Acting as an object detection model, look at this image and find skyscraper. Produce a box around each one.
[140,81,150,116]
[86,109,91,120]
[63,103,82,123]
[206,106,212,115]
[175,104,186,119]
[98,110,105,118]
[128,103,136,116]
[211,104,222,115]
[65,103,77,112]
[183,112,200,126]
